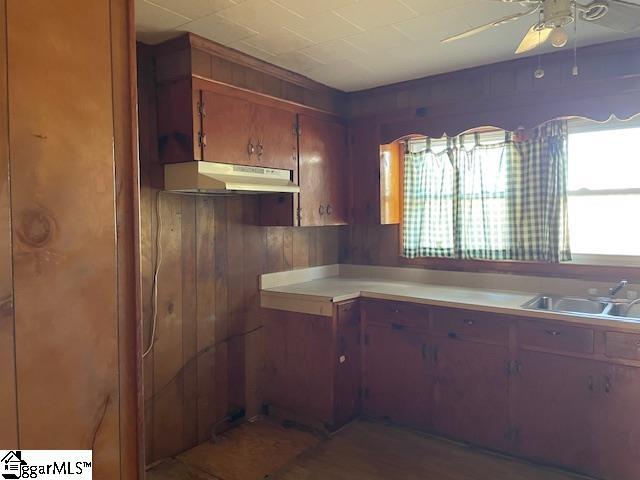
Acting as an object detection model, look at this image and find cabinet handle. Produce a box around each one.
[588,375,594,391]
[463,319,475,326]
[545,329,562,336]
[326,204,332,215]
[247,142,255,155]
[319,204,325,216]
[391,323,405,331]
[604,375,612,394]
[432,346,439,363]
[257,143,264,156]
[422,344,428,359]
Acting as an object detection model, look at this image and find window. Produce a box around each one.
[567,124,640,259]
[402,118,640,265]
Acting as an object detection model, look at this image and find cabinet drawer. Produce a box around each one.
[363,300,429,330]
[518,319,594,354]
[605,332,640,360]
[432,309,509,344]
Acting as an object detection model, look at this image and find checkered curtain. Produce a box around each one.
[402,120,571,262]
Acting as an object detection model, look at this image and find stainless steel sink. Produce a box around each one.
[606,303,640,320]
[522,295,609,315]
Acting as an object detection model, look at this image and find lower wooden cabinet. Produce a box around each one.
[433,337,511,451]
[265,299,640,480]
[364,324,434,430]
[515,351,602,472]
[264,300,361,429]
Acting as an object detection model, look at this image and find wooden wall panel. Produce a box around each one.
[0,0,17,450]
[3,0,140,478]
[138,48,345,464]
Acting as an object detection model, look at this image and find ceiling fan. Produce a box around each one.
[442,0,640,54]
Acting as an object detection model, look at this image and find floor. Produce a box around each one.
[146,419,588,480]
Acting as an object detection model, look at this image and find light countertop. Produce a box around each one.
[260,265,640,331]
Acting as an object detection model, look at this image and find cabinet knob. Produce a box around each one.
[326,204,332,215]
[247,142,255,155]
[257,143,264,156]
[545,329,562,336]
[319,204,325,215]
[463,319,475,326]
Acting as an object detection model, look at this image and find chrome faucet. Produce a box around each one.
[608,280,628,299]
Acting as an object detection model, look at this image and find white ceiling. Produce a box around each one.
[136,0,640,91]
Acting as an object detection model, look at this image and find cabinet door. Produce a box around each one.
[298,114,348,226]
[201,90,254,165]
[364,324,434,430]
[591,363,640,480]
[515,351,600,473]
[251,102,297,171]
[334,302,361,426]
[433,338,511,450]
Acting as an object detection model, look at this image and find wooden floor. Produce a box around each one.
[147,419,588,480]
[146,419,321,480]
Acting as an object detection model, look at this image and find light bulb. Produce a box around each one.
[550,26,568,48]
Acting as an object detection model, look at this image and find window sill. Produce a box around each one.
[566,254,640,268]
[398,255,640,282]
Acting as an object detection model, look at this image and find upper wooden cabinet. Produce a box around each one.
[157,80,297,171]
[200,89,297,170]
[298,114,349,226]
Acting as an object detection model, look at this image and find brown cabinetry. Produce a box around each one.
[298,114,349,226]
[364,323,434,430]
[515,350,640,480]
[264,301,361,429]
[266,297,640,480]
[432,337,510,451]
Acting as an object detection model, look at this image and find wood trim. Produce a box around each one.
[155,33,341,95]
[191,75,345,119]
[110,0,143,478]
[397,255,640,283]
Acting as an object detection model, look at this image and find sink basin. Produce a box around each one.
[606,303,640,320]
[523,295,609,315]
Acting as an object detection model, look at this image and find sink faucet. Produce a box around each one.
[609,280,628,299]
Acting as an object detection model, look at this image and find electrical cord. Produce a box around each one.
[143,190,164,358]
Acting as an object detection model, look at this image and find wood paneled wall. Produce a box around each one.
[348,38,640,140]
[0,0,140,478]
[138,46,344,464]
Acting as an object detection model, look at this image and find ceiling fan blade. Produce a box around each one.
[586,0,640,33]
[515,24,552,54]
[441,6,539,43]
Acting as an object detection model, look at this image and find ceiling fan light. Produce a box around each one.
[550,26,568,48]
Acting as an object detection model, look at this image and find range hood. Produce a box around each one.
[164,161,300,195]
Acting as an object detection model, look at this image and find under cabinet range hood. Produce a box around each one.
[164,161,300,195]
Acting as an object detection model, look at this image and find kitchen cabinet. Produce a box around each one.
[514,350,600,472]
[364,323,434,430]
[265,295,640,480]
[432,336,511,451]
[154,78,349,228]
[200,90,297,170]
[264,301,361,429]
[298,114,349,226]
[158,82,297,170]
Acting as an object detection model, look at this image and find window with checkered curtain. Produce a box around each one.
[402,120,571,262]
